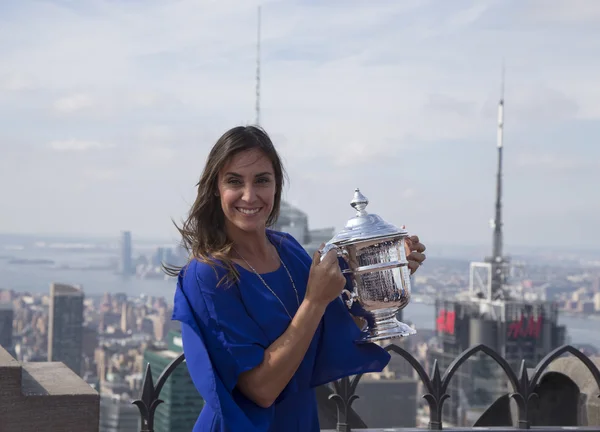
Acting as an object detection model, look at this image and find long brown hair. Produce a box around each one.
[163,125,287,285]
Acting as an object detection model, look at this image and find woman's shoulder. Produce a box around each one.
[179,258,237,297]
[181,258,217,282]
[268,229,310,256]
[173,257,243,323]
[267,228,298,244]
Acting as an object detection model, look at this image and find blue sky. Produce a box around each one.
[1,0,599,250]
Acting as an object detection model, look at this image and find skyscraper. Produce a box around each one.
[272,201,310,244]
[0,303,13,351]
[143,330,204,432]
[99,394,140,432]
[429,73,566,426]
[119,231,134,275]
[48,283,84,376]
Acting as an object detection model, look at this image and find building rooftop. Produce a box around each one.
[148,348,180,360]
[51,282,84,296]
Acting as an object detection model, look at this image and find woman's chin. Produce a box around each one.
[232,219,266,234]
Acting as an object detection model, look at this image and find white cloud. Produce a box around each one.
[332,141,376,168]
[138,146,177,166]
[2,0,594,157]
[1,74,33,91]
[52,93,94,113]
[48,139,114,151]
[526,0,600,23]
[85,168,120,182]
[138,125,175,142]
[516,153,600,171]
[401,188,417,199]
[129,92,161,108]
[442,0,497,31]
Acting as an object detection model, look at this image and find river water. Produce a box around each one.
[1,238,598,348]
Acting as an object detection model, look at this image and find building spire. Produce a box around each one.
[255,5,261,126]
[491,62,507,299]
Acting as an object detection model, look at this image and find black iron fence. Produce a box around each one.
[132,343,600,432]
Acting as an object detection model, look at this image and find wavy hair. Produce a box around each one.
[163,125,287,285]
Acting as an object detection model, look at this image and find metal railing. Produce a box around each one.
[132,343,600,431]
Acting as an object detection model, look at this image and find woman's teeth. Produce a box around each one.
[237,207,261,215]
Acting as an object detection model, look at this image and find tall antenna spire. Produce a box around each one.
[255,5,261,126]
[491,62,507,299]
[500,60,505,106]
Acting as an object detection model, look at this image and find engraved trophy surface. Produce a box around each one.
[320,188,416,343]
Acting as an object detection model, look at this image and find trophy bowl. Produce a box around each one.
[320,188,415,343]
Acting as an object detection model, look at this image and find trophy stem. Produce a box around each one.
[355,307,416,344]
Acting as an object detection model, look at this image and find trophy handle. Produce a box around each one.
[318,243,349,262]
[319,244,354,309]
[341,289,357,309]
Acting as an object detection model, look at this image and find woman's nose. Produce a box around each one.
[242,185,257,202]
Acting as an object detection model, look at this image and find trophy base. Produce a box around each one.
[355,308,416,344]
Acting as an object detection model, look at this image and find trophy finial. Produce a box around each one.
[350,188,369,215]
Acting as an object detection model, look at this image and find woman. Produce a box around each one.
[170,125,426,432]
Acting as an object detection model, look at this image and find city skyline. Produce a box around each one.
[1,229,600,255]
[1,1,599,248]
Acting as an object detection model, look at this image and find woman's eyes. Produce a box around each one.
[226,177,271,185]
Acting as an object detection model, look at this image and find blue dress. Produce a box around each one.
[172,230,391,432]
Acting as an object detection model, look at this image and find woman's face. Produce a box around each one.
[217,148,276,235]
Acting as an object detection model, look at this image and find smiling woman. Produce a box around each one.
[167,125,426,432]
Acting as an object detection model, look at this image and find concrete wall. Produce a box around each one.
[0,345,99,432]
[473,355,600,427]
[545,355,600,426]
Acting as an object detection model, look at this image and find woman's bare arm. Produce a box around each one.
[237,298,327,408]
[236,248,345,408]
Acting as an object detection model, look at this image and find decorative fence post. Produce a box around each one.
[329,374,363,432]
[326,343,600,431]
[134,345,600,431]
[132,353,186,432]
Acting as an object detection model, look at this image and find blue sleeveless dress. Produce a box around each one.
[172,230,390,432]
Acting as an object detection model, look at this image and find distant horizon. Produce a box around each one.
[1,230,599,256]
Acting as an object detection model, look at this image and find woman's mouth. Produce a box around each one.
[236,207,262,216]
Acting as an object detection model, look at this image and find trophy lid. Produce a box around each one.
[327,188,407,245]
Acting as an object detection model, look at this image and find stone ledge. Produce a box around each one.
[0,345,99,432]
[0,344,19,367]
[21,362,97,396]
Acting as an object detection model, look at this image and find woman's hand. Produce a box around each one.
[304,245,346,307]
[405,235,426,274]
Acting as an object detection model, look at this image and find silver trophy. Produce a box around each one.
[320,188,415,343]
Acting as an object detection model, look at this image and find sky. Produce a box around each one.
[1,0,599,250]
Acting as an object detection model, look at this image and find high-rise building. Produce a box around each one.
[272,201,310,244]
[99,394,140,432]
[48,283,84,376]
[431,298,566,425]
[0,303,13,352]
[119,231,134,275]
[428,74,566,426]
[142,330,204,432]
